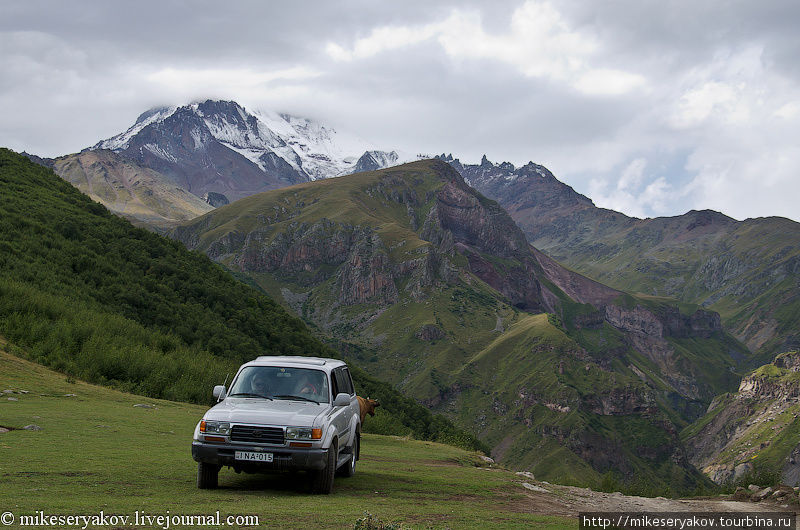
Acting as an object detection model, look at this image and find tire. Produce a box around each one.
[311,440,336,494]
[197,462,219,489]
[337,435,358,478]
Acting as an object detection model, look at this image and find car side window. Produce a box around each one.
[342,367,355,395]
[330,369,340,397]
[333,367,349,396]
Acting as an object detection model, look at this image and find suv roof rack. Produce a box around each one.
[253,356,328,366]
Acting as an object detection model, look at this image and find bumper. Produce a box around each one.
[192,441,328,471]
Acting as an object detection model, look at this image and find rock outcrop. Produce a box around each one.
[202,191,229,207]
[685,351,800,485]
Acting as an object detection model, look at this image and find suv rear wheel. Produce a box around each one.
[310,440,336,494]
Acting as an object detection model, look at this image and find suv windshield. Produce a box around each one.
[228,366,329,403]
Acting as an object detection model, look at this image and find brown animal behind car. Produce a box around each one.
[356,396,379,423]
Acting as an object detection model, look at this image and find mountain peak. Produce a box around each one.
[134,105,175,125]
[353,150,400,173]
[87,99,416,201]
[441,156,596,243]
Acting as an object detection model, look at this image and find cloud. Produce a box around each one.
[667,46,800,220]
[574,69,647,96]
[670,82,740,128]
[145,66,321,103]
[588,158,678,219]
[325,1,647,96]
[326,25,440,61]
[617,158,647,191]
[2,0,800,222]
[774,101,800,119]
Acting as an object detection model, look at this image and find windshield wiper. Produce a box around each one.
[273,394,320,404]
[227,392,273,400]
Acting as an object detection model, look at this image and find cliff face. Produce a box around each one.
[427,178,547,312]
[683,351,800,486]
[604,305,722,341]
[602,304,728,402]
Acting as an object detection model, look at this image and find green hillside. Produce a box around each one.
[174,159,741,493]
[0,148,482,451]
[524,208,800,367]
[0,347,570,529]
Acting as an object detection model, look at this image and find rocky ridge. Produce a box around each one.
[684,351,800,486]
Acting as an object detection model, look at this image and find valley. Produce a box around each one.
[1,347,791,529]
[4,0,800,524]
[7,97,800,495]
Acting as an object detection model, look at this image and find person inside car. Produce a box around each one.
[295,372,320,398]
[250,371,270,396]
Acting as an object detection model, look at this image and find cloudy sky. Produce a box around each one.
[2,0,799,222]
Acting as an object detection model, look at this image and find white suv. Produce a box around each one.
[191,356,361,494]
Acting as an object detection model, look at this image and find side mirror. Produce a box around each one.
[213,385,227,400]
[333,393,350,407]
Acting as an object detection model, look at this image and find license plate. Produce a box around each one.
[235,451,273,462]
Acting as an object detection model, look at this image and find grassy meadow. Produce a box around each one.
[0,349,571,529]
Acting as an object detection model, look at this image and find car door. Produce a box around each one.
[342,366,359,428]
[330,367,354,448]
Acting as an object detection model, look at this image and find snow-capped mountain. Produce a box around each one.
[352,150,401,173]
[92,100,411,201]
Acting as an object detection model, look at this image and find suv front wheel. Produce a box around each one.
[310,441,337,494]
[197,462,219,489]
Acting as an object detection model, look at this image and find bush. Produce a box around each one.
[353,512,403,530]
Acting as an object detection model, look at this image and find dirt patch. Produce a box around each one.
[507,481,799,518]
[442,493,489,503]
[503,489,577,517]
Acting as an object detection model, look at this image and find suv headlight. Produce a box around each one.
[200,420,231,436]
[285,427,322,440]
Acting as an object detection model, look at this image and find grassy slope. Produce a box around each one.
[532,211,800,365]
[186,164,442,264]
[0,347,570,529]
[0,148,482,452]
[445,314,709,493]
[52,150,214,229]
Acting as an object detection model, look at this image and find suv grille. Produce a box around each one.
[231,425,284,444]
